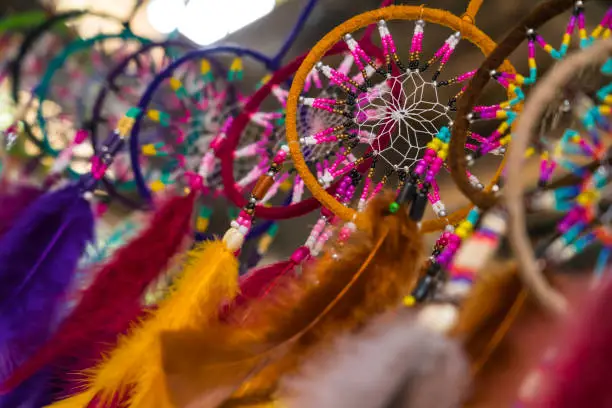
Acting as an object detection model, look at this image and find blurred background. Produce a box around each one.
[1,0,608,263]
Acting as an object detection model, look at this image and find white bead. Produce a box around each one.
[442,280,472,299]
[530,191,555,211]
[238,225,249,235]
[418,304,459,334]
[281,144,289,152]
[223,228,245,252]
[230,220,239,228]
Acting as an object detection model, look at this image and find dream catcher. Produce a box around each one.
[442,0,612,315]
[86,40,196,209]
[504,38,612,315]
[24,7,147,180]
[0,11,72,181]
[122,0,327,274]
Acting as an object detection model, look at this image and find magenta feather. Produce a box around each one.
[0,184,93,390]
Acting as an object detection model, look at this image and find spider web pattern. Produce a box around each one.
[355,70,451,171]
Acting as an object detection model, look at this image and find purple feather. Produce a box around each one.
[0,184,93,393]
[0,183,44,238]
[0,370,54,408]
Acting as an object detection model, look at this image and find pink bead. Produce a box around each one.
[74,129,88,144]
[290,246,311,264]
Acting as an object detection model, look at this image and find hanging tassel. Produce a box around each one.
[278,309,470,408]
[0,182,43,237]
[46,238,240,407]
[158,190,423,406]
[0,184,94,387]
[223,245,311,319]
[0,191,197,395]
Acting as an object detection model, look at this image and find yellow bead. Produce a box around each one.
[196,217,209,232]
[147,110,161,122]
[200,59,211,74]
[257,235,273,254]
[169,77,182,91]
[141,144,157,156]
[150,180,165,192]
[403,295,416,307]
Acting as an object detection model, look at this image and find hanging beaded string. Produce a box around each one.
[223,144,292,251]
[79,107,141,199]
[43,128,89,187]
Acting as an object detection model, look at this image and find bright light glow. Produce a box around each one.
[228,0,276,33]
[175,0,276,46]
[179,0,231,45]
[147,0,185,34]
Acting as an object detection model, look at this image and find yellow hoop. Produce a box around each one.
[286,5,515,233]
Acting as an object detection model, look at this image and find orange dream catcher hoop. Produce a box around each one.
[285,1,515,234]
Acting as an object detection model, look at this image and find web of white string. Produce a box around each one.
[355,70,451,171]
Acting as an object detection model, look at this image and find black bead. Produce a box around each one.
[412,275,433,302]
[396,180,417,205]
[426,261,441,277]
[409,189,428,221]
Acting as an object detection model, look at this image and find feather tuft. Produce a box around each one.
[1,191,196,395]
[47,239,239,408]
[279,309,470,408]
[158,190,423,406]
[0,185,93,382]
[452,262,525,370]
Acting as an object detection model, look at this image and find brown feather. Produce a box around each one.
[159,190,423,407]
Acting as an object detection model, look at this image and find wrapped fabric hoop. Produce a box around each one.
[285,3,515,232]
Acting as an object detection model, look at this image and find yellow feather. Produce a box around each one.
[46,240,239,408]
[44,389,97,408]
